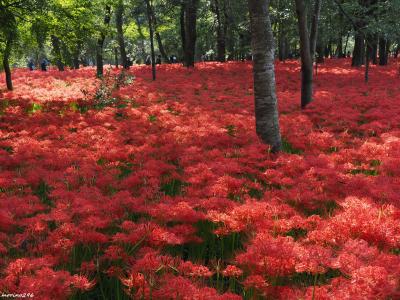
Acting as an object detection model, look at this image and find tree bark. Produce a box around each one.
[51,35,64,71]
[352,32,365,66]
[214,0,226,62]
[309,0,322,60]
[145,0,156,80]
[96,5,111,78]
[295,0,313,109]
[180,1,186,62]
[72,42,81,69]
[183,0,199,67]
[116,0,129,69]
[379,37,388,65]
[3,34,13,91]
[247,0,282,152]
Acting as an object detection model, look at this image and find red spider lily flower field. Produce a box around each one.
[0,59,400,299]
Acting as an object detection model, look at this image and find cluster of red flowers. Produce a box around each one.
[0,59,399,299]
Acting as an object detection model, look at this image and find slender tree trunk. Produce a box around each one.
[183,0,199,67]
[96,5,111,77]
[116,0,129,69]
[365,43,370,82]
[145,0,156,80]
[114,47,119,68]
[371,36,378,65]
[379,37,388,65]
[343,31,350,56]
[309,0,322,60]
[51,35,64,71]
[295,0,313,108]
[278,28,287,61]
[247,0,282,152]
[148,3,169,63]
[3,34,13,91]
[135,17,146,63]
[180,2,186,62]
[336,35,343,58]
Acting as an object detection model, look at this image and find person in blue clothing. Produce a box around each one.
[28,59,35,71]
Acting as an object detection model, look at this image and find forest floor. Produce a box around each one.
[0,59,399,299]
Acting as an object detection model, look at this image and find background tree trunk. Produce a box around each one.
[145,0,156,80]
[247,0,282,152]
[51,35,64,71]
[183,0,199,67]
[116,0,129,69]
[214,0,226,62]
[295,0,313,108]
[148,3,169,63]
[72,42,81,69]
[96,5,111,77]
[379,37,388,65]
[3,34,13,91]
[352,32,365,66]
[180,1,186,62]
[309,0,322,60]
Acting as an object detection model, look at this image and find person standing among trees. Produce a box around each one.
[41,58,48,71]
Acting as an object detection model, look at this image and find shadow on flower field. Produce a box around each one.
[0,59,399,299]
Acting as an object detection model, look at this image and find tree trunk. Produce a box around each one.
[96,5,111,78]
[214,0,226,62]
[343,31,350,56]
[148,3,169,63]
[336,35,343,58]
[116,0,129,69]
[72,42,81,69]
[379,37,388,65]
[295,0,313,109]
[352,32,365,66]
[180,2,186,62]
[371,36,378,65]
[114,47,119,68]
[365,43,370,82]
[183,0,199,67]
[309,0,322,60]
[145,0,156,80]
[51,35,64,71]
[3,34,13,91]
[247,0,282,153]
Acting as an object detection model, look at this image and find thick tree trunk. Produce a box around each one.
[183,0,199,67]
[214,0,226,62]
[295,0,313,109]
[51,35,64,71]
[96,5,111,78]
[352,32,365,66]
[3,34,13,91]
[247,0,282,152]
[309,0,322,60]
[145,0,156,80]
[116,0,129,69]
